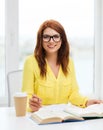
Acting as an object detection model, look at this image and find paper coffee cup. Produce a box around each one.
[14,92,27,116]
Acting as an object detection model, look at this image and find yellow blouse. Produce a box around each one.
[22,55,88,111]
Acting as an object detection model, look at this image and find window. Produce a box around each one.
[19,0,94,95]
[0,0,5,97]
[1,0,103,106]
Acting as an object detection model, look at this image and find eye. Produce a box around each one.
[43,35,50,38]
[53,35,60,38]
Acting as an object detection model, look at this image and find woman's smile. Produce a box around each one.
[47,44,57,49]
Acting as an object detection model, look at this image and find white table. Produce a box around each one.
[0,107,103,130]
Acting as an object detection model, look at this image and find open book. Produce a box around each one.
[30,104,83,124]
[30,103,103,124]
[64,103,103,119]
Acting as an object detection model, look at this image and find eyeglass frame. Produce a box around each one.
[42,34,61,43]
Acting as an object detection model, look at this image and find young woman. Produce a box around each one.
[22,19,102,112]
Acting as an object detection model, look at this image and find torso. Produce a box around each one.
[47,62,60,79]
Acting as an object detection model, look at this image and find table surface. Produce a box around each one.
[0,107,103,130]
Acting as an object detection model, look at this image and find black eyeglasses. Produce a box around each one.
[42,34,61,43]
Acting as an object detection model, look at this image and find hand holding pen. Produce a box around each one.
[29,94,42,112]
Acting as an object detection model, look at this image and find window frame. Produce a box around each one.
[94,0,103,99]
[0,0,103,106]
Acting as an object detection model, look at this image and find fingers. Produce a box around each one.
[29,98,41,107]
[29,94,42,112]
[92,99,102,104]
[87,99,103,107]
[32,94,42,103]
[95,100,103,104]
[29,104,40,112]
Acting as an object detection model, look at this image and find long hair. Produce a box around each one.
[34,19,70,78]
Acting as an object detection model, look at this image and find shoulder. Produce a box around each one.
[24,54,38,68]
[24,54,37,64]
[68,57,75,72]
[23,55,40,73]
[69,56,74,66]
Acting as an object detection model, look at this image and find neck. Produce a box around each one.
[46,53,58,65]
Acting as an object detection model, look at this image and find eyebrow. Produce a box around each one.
[43,34,60,36]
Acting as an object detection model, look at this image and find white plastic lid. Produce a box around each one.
[14,92,27,97]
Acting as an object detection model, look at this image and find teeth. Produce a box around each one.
[48,45,56,48]
[48,46,54,47]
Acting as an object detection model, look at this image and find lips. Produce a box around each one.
[47,45,57,48]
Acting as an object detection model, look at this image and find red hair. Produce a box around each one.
[34,19,70,78]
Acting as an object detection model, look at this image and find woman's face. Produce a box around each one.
[42,27,62,55]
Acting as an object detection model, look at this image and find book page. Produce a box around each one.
[33,109,59,120]
[64,103,103,117]
[31,104,84,124]
[32,106,75,120]
[31,104,83,121]
[83,103,103,115]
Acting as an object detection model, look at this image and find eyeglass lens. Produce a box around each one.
[43,34,61,42]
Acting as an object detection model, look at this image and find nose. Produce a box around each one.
[49,37,54,43]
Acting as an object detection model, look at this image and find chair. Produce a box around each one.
[7,70,23,106]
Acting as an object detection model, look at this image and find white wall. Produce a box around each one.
[5,0,19,74]
[94,0,103,99]
[100,0,103,99]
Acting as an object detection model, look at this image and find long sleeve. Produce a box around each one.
[22,55,35,111]
[68,58,88,108]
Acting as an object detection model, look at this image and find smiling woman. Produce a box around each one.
[19,0,94,95]
[22,19,103,112]
[1,0,103,107]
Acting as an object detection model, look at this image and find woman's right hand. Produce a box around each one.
[29,94,42,112]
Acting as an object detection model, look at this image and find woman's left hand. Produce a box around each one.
[86,99,103,107]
